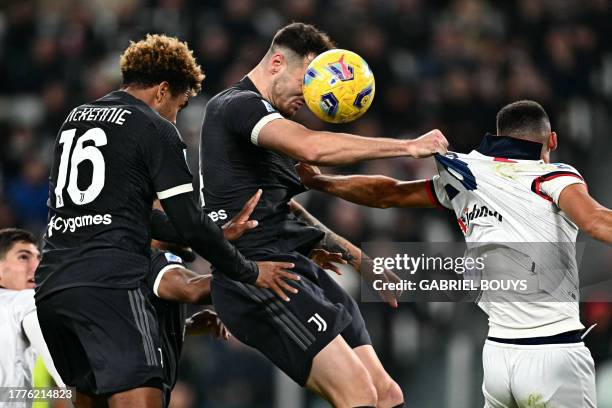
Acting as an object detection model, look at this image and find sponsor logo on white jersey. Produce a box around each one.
[457,204,503,234]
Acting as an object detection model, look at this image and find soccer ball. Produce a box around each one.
[303,49,375,124]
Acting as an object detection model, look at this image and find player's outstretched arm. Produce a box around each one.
[296,163,436,209]
[160,193,299,301]
[558,184,612,244]
[156,266,212,305]
[257,119,448,165]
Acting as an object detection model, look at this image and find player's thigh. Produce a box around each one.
[306,335,374,399]
[74,391,108,408]
[511,344,596,407]
[211,261,353,386]
[482,342,516,408]
[108,386,163,408]
[313,256,373,349]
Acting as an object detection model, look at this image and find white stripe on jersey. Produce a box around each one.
[250,113,283,146]
[157,183,194,200]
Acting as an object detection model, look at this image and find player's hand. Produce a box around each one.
[295,163,321,189]
[222,189,262,241]
[255,261,300,301]
[359,253,401,308]
[309,249,347,275]
[406,129,449,158]
[185,310,230,340]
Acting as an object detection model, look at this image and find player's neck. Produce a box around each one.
[121,86,156,108]
[247,67,272,102]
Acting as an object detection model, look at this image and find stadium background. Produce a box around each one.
[1,0,611,407]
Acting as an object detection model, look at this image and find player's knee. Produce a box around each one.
[351,365,378,405]
[327,363,377,406]
[378,379,404,407]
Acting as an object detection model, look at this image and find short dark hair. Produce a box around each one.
[0,228,37,260]
[270,22,335,58]
[496,100,551,140]
[120,34,204,96]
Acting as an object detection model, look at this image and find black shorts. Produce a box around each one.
[36,286,163,395]
[211,252,371,386]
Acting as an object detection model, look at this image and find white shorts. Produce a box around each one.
[482,340,596,408]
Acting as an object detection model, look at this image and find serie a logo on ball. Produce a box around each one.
[303,49,375,124]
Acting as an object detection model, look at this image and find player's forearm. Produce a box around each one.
[289,200,360,270]
[303,131,413,166]
[309,174,400,208]
[584,208,612,244]
[161,194,259,283]
[158,270,213,305]
[183,275,213,304]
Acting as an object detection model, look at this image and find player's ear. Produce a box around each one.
[156,82,171,102]
[269,53,284,75]
[548,131,558,151]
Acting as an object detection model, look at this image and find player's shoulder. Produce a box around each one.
[0,289,35,320]
[542,162,583,177]
[213,82,270,111]
[509,161,584,180]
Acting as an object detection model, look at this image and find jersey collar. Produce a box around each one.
[475,133,543,160]
[104,90,149,107]
[238,76,260,94]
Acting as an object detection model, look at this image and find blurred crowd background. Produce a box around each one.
[1,0,612,407]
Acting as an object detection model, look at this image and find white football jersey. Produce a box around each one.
[430,139,587,338]
[0,289,37,388]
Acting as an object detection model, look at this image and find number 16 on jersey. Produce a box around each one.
[54,128,107,208]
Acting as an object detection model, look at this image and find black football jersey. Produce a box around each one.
[146,249,187,393]
[35,91,194,300]
[199,77,324,256]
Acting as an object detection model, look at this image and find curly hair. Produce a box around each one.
[120,34,204,96]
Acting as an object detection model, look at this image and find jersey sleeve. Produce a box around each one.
[225,91,284,146]
[148,250,186,298]
[427,175,453,210]
[141,120,194,200]
[531,164,586,206]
